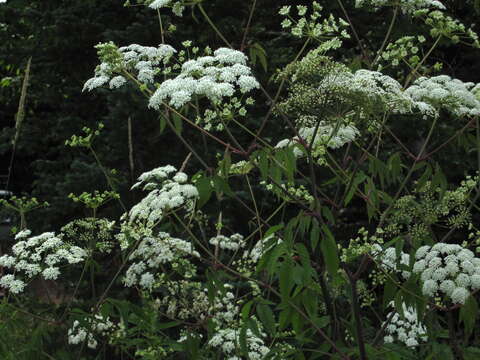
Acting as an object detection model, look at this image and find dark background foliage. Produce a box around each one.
[1,1,480,359]
[1,0,479,234]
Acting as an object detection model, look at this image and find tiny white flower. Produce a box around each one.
[440,280,456,296]
[42,267,60,280]
[451,287,470,304]
[422,279,438,296]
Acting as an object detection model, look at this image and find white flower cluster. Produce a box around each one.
[324,69,415,114]
[131,164,178,190]
[208,328,270,360]
[355,0,445,13]
[156,280,210,320]
[128,165,198,226]
[0,230,87,294]
[372,245,411,280]
[228,160,254,175]
[275,122,359,162]
[210,288,240,326]
[68,314,115,349]
[473,83,480,100]
[279,2,350,46]
[261,181,314,204]
[413,243,480,304]
[148,0,185,16]
[243,234,283,263]
[83,42,176,91]
[207,286,270,360]
[209,233,245,251]
[149,48,259,109]
[124,231,199,290]
[383,302,428,347]
[405,75,480,118]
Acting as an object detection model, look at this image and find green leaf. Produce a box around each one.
[220,148,231,178]
[314,315,330,329]
[383,276,397,310]
[432,164,447,196]
[460,295,478,337]
[430,343,454,360]
[258,241,284,274]
[279,306,293,330]
[416,162,432,189]
[344,171,367,206]
[302,289,319,318]
[279,260,294,299]
[264,223,284,238]
[257,150,269,181]
[365,177,378,220]
[320,225,339,276]
[241,299,254,321]
[212,175,234,196]
[292,265,304,285]
[249,42,268,72]
[239,322,249,356]
[158,113,167,134]
[310,218,320,250]
[283,147,296,183]
[387,152,402,184]
[291,310,303,336]
[157,321,181,330]
[295,243,313,275]
[172,112,183,134]
[195,175,212,208]
[321,206,335,225]
[464,347,480,360]
[256,304,276,336]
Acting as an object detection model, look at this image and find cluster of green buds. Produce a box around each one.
[65,123,104,148]
[260,180,314,204]
[339,227,384,263]
[415,10,480,47]
[0,195,49,230]
[69,190,120,216]
[228,161,254,176]
[379,35,426,70]
[468,223,480,254]
[279,2,350,50]
[195,97,253,132]
[0,195,49,213]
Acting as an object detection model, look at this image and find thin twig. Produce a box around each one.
[348,272,367,360]
[372,7,398,66]
[6,57,32,191]
[240,0,257,51]
[128,116,135,183]
[198,3,232,48]
[404,35,442,88]
[335,0,370,64]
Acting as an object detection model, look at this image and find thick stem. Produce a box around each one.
[319,272,338,340]
[349,273,367,360]
[198,3,232,48]
[89,145,127,212]
[128,116,135,183]
[240,0,257,51]
[448,310,463,360]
